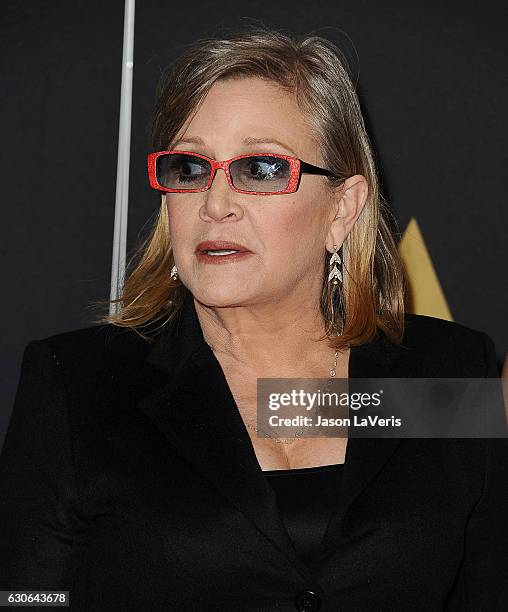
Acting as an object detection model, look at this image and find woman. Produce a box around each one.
[1,25,506,612]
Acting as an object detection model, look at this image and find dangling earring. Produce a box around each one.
[170,265,178,281]
[327,244,345,337]
[328,244,342,285]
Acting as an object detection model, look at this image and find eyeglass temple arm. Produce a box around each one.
[299,160,338,178]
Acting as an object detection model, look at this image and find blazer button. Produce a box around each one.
[294,589,321,611]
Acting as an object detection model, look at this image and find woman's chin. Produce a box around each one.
[191,287,252,308]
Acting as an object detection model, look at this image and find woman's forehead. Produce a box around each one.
[172,79,319,159]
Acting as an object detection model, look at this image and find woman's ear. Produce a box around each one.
[325,174,369,252]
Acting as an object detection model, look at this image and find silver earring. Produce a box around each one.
[170,265,178,281]
[328,244,342,285]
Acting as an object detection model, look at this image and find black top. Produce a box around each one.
[263,463,345,565]
[0,289,505,610]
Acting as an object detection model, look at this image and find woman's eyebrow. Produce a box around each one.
[241,136,296,155]
[172,136,297,156]
[172,136,205,147]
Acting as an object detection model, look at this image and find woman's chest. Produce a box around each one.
[223,379,348,470]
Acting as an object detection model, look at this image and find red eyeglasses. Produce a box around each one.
[147,150,338,195]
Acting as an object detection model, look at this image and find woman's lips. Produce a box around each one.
[195,240,254,264]
[195,250,254,264]
[195,240,251,252]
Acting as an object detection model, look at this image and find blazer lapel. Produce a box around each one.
[309,329,407,566]
[138,292,311,578]
[137,291,406,575]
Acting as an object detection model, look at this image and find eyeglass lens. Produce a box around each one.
[156,153,291,192]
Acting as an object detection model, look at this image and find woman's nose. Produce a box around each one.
[201,168,242,220]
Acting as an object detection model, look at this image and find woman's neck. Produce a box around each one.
[193,295,345,377]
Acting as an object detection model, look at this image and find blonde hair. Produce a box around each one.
[91,23,406,349]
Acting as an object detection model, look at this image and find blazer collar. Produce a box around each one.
[139,290,405,579]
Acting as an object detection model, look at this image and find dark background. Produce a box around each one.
[2,0,507,449]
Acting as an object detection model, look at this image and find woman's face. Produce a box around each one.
[166,76,347,307]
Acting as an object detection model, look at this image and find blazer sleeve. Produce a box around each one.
[0,339,86,593]
[447,332,508,610]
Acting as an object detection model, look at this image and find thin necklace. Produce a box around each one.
[244,333,342,444]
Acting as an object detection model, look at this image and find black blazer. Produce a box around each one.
[1,291,507,612]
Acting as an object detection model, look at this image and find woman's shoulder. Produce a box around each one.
[402,312,491,344]
[22,323,150,376]
[399,313,498,377]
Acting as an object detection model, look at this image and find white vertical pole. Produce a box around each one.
[109,0,135,315]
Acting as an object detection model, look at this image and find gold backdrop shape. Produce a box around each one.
[399,217,453,321]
